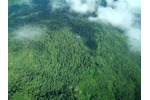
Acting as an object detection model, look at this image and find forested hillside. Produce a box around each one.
[8,0,141,100]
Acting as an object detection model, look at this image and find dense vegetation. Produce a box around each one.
[8,0,141,100]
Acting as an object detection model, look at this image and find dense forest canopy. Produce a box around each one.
[8,0,141,100]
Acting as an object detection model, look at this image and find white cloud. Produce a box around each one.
[14,25,46,40]
[95,6,133,30]
[65,0,97,14]
[126,28,141,51]
[96,0,141,51]
[50,0,97,13]
[50,0,141,51]
[49,0,66,10]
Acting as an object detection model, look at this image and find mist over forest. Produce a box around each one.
[9,0,141,100]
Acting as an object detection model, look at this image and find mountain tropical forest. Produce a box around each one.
[8,0,141,100]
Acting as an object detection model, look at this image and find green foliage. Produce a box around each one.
[12,92,33,100]
[8,2,141,100]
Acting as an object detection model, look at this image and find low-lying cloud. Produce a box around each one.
[50,0,141,51]
[65,0,97,14]
[14,25,46,40]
